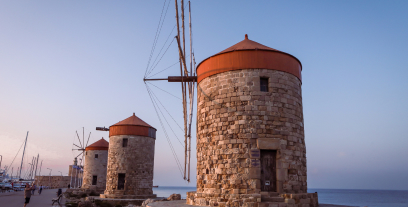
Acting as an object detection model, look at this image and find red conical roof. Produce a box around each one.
[196,34,302,83]
[85,138,109,151]
[112,113,153,128]
[215,34,281,55]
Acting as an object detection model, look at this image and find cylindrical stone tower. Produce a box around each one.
[187,35,318,206]
[101,113,157,199]
[82,138,109,193]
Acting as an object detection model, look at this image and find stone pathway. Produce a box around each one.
[147,200,357,207]
[0,188,67,207]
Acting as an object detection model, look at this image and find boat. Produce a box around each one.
[153,185,159,188]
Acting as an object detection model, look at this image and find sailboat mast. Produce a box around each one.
[29,157,35,179]
[19,131,29,179]
[34,154,39,180]
[38,160,43,176]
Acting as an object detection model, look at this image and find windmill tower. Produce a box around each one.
[100,113,157,199]
[70,127,91,188]
[185,35,318,207]
[81,138,109,193]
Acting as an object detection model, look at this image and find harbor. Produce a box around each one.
[1,1,408,207]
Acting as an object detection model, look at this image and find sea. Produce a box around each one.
[153,186,408,207]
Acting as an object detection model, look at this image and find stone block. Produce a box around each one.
[257,138,281,150]
[300,198,310,204]
[249,168,261,179]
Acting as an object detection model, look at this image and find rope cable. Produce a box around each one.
[145,19,176,77]
[4,140,25,176]
[147,85,184,177]
[147,82,181,100]
[146,36,176,77]
[144,0,168,78]
[145,84,184,178]
[147,60,180,79]
[145,3,189,78]
[147,85,184,132]
[149,89,184,147]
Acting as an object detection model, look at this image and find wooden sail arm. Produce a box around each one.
[175,35,189,76]
[96,127,109,131]
[144,76,197,82]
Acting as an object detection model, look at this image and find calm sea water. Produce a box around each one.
[308,189,408,207]
[153,186,408,207]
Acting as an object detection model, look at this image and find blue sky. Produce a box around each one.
[0,0,407,190]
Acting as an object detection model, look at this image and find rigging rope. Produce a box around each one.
[144,0,169,78]
[149,88,184,147]
[147,83,184,132]
[145,3,190,78]
[147,38,176,77]
[147,60,179,79]
[4,140,25,176]
[146,25,177,77]
[147,82,181,100]
[145,84,184,178]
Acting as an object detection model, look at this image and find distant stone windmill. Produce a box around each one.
[72,127,91,166]
[70,127,91,188]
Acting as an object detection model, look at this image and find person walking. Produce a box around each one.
[38,186,43,195]
[24,183,34,207]
[31,184,36,195]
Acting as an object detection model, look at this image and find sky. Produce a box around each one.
[0,0,407,190]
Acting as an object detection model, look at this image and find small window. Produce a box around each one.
[148,128,156,138]
[118,173,126,190]
[95,154,98,159]
[123,138,128,147]
[260,77,269,92]
[92,176,97,185]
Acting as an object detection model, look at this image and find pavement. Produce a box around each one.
[0,188,67,207]
[147,200,357,207]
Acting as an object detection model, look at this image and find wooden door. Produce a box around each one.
[260,150,277,191]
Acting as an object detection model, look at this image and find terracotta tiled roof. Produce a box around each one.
[215,34,282,56]
[112,113,153,128]
[85,138,109,151]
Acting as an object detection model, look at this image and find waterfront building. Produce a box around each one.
[101,113,157,199]
[186,35,318,207]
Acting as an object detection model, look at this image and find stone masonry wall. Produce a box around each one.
[103,135,155,198]
[35,176,71,189]
[191,69,307,206]
[82,149,108,192]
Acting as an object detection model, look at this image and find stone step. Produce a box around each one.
[258,202,286,207]
[261,196,285,202]
[260,191,280,197]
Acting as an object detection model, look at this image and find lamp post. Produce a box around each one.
[47,168,52,189]
[0,155,2,172]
